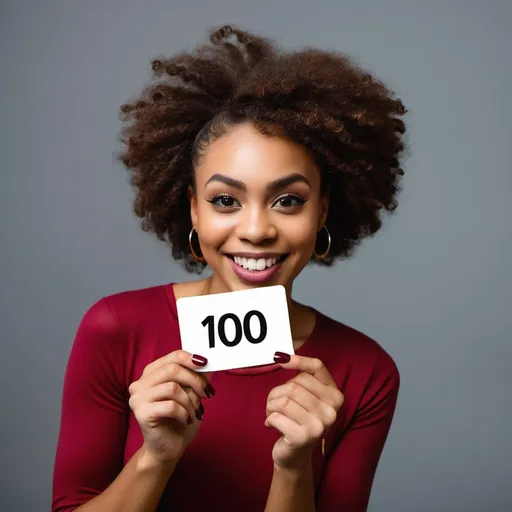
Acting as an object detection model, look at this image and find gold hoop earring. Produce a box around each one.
[314,225,331,260]
[189,227,205,263]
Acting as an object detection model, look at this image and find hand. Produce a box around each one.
[128,350,215,466]
[265,353,344,470]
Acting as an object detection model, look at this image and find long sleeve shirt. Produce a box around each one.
[52,282,400,511]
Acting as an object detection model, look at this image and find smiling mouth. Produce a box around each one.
[227,254,288,271]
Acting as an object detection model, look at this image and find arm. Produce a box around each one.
[73,445,177,512]
[263,354,345,512]
[316,359,401,512]
[265,457,316,512]
[52,298,175,512]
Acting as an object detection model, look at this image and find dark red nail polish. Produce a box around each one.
[204,384,216,398]
[195,409,204,421]
[187,415,193,425]
[192,354,208,367]
[274,351,291,364]
[198,402,204,415]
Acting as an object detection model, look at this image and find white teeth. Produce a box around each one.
[256,259,266,271]
[233,256,281,271]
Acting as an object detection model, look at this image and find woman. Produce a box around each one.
[52,24,407,512]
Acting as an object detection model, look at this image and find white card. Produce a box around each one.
[176,285,294,372]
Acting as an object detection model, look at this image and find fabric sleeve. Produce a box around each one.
[315,356,400,512]
[52,297,129,512]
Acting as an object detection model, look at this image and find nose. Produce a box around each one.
[235,204,277,244]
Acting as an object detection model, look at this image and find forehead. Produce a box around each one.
[195,123,320,186]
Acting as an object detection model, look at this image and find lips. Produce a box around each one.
[232,255,285,271]
[226,254,287,283]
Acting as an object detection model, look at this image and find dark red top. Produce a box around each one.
[52,282,400,512]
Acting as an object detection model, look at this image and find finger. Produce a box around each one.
[141,350,214,399]
[266,382,288,403]
[267,378,319,403]
[143,381,200,421]
[274,354,336,387]
[143,350,210,378]
[184,387,205,421]
[265,411,301,443]
[292,372,344,411]
[145,400,190,427]
[267,382,337,427]
[267,373,341,410]
[265,412,323,449]
[143,363,210,400]
[266,396,310,426]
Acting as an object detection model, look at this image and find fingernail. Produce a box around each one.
[274,351,291,364]
[204,384,216,398]
[198,402,204,416]
[187,415,193,425]
[192,354,208,367]
[195,409,204,421]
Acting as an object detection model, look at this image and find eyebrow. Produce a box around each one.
[204,173,311,192]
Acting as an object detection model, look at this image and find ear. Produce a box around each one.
[188,185,198,228]
[317,185,330,230]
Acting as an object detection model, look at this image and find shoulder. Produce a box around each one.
[314,310,400,385]
[313,311,401,429]
[75,282,173,354]
[71,282,175,382]
[80,285,169,334]
[100,282,172,325]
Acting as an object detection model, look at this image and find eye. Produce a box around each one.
[272,195,306,209]
[207,194,240,209]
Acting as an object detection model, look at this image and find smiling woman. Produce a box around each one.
[189,123,328,292]
[52,23,408,512]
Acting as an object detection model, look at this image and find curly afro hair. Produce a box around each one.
[118,24,408,272]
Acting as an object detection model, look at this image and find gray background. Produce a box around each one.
[1,1,511,510]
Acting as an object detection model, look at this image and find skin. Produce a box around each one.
[175,122,344,482]
[189,122,326,297]
[123,122,344,512]
[177,121,330,348]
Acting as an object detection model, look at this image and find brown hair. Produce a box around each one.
[118,24,408,271]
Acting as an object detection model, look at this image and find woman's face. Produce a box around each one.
[190,122,329,294]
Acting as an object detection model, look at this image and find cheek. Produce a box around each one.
[196,206,234,249]
[283,215,318,248]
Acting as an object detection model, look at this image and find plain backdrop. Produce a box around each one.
[1,1,511,511]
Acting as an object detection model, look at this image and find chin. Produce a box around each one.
[223,275,275,291]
